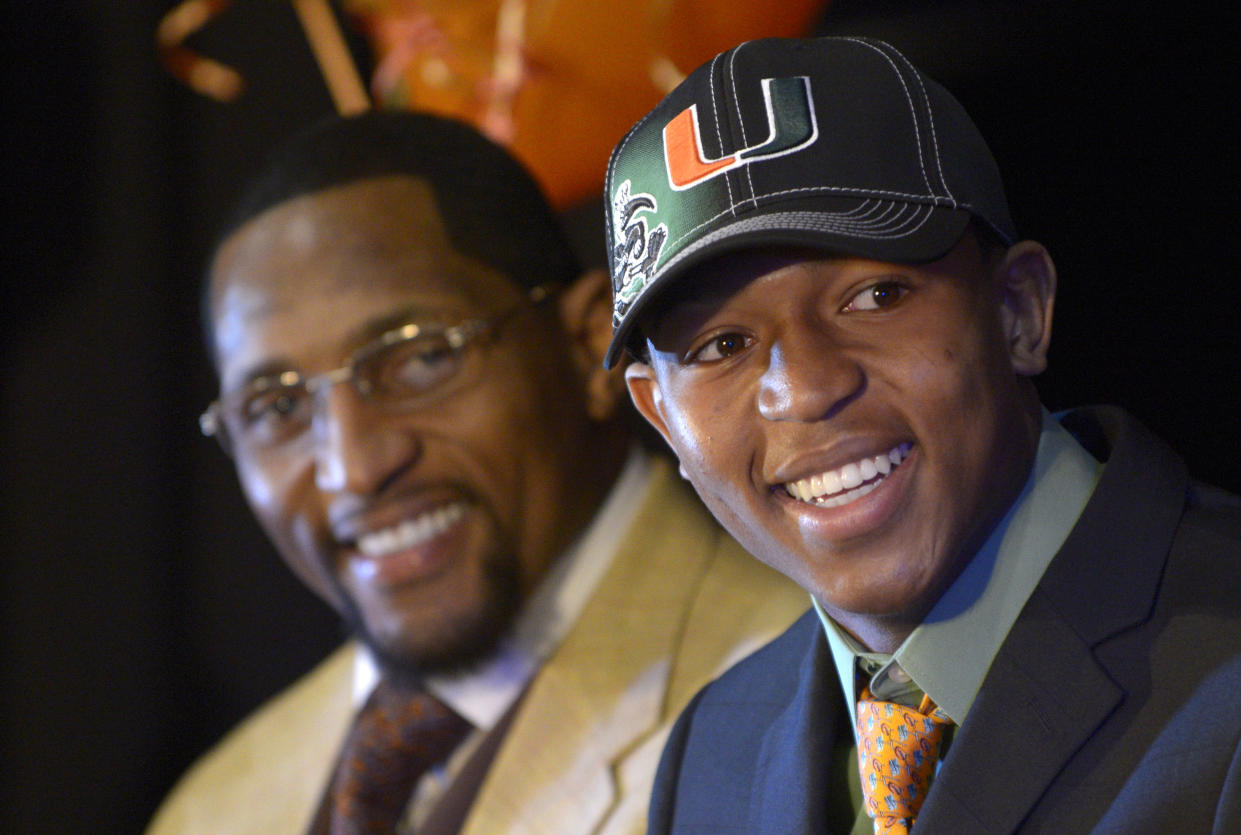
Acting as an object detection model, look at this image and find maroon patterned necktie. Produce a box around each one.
[328,677,473,834]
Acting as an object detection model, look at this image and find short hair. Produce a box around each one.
[204,111,580,347]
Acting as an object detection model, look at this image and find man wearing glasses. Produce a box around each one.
[147,111,805,834]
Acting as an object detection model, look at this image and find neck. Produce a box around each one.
[545,420,632,567]
[829,611,918,656]
[829,398,1045,656]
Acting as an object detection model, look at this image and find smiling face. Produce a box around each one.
[625,232,1054,651]
[209,175,616,674]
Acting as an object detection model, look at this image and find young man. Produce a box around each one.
[603,37,1241,833]
[147,111,806,834]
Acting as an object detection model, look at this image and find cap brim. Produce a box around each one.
[604,200,972,368]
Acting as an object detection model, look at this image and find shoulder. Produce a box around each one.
[650,611,826,830]
[631,457,812,706]
[1061,405,1240,569]
[1154,479,1241,621]
[660,609,822,761]
[1180,480,1241,546]
[145,642,358,835]
[687,608,822,710]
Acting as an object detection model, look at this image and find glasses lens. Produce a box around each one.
[357,331,468,403]
[225,379,314,449]
[207,315,506,454]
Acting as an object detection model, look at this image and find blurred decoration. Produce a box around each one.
[343,0,829,207]
[158,0,829,209]
[157,0,247,102]
[157,0,371,114]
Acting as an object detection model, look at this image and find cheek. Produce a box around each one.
[897,319,1003,421]
[236,458,332,590]
[899,325,1021,516]
[235,452,310,531]
[664,405,709,465]
[658,384,756,513]
[237,461,282,518]
[657,381,723,473]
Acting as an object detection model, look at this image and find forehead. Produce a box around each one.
[209,176,521,386]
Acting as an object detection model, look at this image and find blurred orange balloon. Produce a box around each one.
[345,0,828,208]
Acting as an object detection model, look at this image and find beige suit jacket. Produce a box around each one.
[147,456,808,834]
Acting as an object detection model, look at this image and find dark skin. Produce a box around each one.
[209,175,629,674]
[625,232,1056,653]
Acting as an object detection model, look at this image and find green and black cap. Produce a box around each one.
[603,36,1016,368]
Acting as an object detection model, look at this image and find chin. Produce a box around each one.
[365,617,508,679]
[350,559,524,679]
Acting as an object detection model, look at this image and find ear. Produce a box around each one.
[994,240,1056,376]
[558,268,628,421]
[626,361,695,479]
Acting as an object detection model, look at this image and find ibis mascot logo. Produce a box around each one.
[611,76,817,320]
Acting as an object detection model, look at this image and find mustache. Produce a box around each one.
[315,492,527,680]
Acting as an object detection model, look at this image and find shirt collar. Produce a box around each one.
[818,408,1102,731]
[353,446,656,730]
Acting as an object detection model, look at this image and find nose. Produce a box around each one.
[757,326,865,422]
[312,383,420,495]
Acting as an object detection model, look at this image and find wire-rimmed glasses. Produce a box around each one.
[200,284,552,456]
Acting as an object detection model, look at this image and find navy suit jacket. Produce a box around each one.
[649,407,1241,833]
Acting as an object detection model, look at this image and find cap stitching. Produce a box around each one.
[653,204,941,286]
[823,201,936,233]
[661,184,966,257]
[839,37,936,199]
[687,204,938,245]
[705,51,737,213]
[880,39,955,204]
[728,40,759,209]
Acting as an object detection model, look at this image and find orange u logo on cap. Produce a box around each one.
[663,76,817,190]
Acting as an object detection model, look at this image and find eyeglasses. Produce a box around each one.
[201,285,552,456]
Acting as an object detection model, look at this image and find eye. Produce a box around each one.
[843,280,908,312]
[366,334,464,397]
[685,331,753,363]
[237,381,312,444]
[242,385,305,423]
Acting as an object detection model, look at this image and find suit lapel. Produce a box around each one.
[915,589,1123,833]
[747,614,840,834]
[462,458,731,833]
[919,407,1188,833]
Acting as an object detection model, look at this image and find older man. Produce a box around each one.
[604,36,1241,833]
[148,111,805,834]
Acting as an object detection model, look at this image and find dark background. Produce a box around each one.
[3,2,1237,832]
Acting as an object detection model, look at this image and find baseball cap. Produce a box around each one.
[603,36,1017,368]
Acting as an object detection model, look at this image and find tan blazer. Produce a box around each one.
[147,456,808,834]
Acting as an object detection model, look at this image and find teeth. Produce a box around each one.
[840,463,862,489]
[783,443,912,507]
[356,503,466,558]
[816,478,882,508]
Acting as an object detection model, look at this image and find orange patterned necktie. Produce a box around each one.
[328,677,472,834]
[856,686,952,835]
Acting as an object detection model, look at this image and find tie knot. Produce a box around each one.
[365,679,469,751]
[856,692,951,834]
